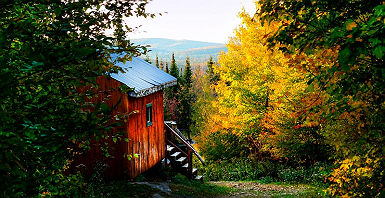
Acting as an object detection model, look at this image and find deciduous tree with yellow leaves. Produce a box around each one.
[197,6,332,164]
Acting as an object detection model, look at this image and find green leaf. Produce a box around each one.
[369,38,382,46]
[54,8,62,16]
[100,103,110,112]
[339,48,352,70]
[373,45,385,59]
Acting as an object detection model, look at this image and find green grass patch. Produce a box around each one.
[86,180,169,198]
[211,181,329,198]
[169,174,235,197]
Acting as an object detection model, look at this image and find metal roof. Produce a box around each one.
[109,55,177,98]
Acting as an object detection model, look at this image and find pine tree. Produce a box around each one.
[164,53,179,122]
[183,57,192,89]
[160,60,164,70]
[164,62,168,72]
[177,57,194,138]
[155,55,159,68]
[206,56,219,83]
[170,53,179,78]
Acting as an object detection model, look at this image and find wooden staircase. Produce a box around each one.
[164,121,205,180]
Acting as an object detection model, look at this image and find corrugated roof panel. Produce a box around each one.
[109,54,177,97]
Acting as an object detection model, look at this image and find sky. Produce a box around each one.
[126,0,256,44]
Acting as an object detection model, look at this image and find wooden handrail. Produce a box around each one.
[165,122,205,165]
[166,139,187,157]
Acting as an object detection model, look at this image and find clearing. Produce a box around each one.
[92,179,326,197]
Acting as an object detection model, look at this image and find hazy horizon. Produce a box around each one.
[125,0,256,43]
[132,37,226,45]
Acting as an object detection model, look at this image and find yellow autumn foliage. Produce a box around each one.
[204,6,310,156]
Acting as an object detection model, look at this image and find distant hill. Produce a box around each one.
[131,38,227,68]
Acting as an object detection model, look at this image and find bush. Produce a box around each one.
[198,132,249,161]
[328,156,385,197]
[201,158,282,181]
[277,163,331,185]
[200,158,331,185]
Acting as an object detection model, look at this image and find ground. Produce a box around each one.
[92,179,327,197]
[210,181,324,197]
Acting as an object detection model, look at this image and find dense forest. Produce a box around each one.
[133,38,227,66]
[1,0,384,197]
[164,1,385,197]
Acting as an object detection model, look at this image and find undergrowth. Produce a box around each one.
[170,173,235,197]
[199,158,332,187]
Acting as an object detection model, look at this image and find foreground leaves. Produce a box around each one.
[0,0,151,196]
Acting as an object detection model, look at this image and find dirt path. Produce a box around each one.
[210,181,321,197]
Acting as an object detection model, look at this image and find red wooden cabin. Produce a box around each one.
[75,57,177,179]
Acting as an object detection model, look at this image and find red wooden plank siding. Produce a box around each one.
[71,76,166,179]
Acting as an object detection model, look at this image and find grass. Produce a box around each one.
[82,161,330,197]
[169,174,235,197]
[84,176,327,198]
[211,181,329,198]
[86,180,169,198]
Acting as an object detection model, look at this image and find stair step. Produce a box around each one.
[176,157,186,163]
[194,175,203,181]
[170,151,181,158]
[182,163,188,168]
[166,145,174,152]
[192,168,198,174]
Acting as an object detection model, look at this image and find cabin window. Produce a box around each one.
[146,103,152,127]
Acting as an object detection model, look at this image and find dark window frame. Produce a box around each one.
[146,103,152,127]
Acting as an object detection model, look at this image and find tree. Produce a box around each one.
[160,60,164,70]
[163,54,179,121]
[155,55,159,68]
[0,0,152,196]
[164,61,168,71]
[206,56,219,83]
[182,57,192,89]
[260,0,385,196]
[196,7,331,164]
[170,53,179,78]
[177,57,194,136]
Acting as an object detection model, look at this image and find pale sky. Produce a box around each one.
[126,0,256,44]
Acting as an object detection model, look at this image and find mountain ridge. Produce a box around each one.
[131,38,227,66]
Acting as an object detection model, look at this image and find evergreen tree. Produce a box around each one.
[164,53,179,121]
[177,57,194,139]
[160,60,164,70]
[170,53,179,78]
[165,62,168,72]
[165,62,169,73]
[206,56,219,83]
[183,57,192,89]
[155,55,159,68]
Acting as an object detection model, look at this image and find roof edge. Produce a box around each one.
[129,79,177,98]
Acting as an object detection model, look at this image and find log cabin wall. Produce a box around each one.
[73,76,165,179]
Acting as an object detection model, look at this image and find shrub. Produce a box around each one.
[200,158,331,185]
[198,132,249,161]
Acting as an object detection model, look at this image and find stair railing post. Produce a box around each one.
[188,149,192,179]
